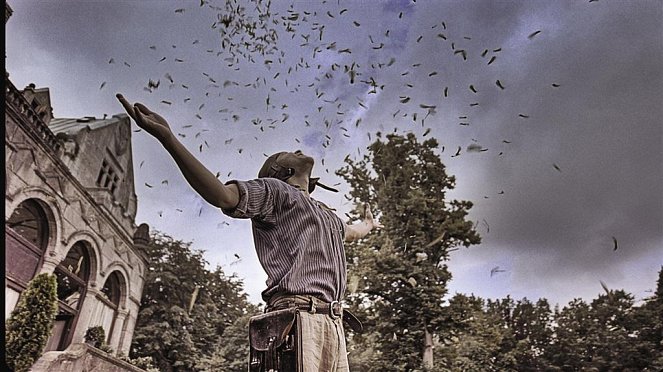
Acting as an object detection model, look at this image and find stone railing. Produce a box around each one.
[5,73,61,151]
[30,343,147,372]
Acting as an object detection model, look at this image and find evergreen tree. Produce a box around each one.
[5,273,59,372]
[337,133,481,370]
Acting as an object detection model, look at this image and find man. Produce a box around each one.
[116,94,381,371]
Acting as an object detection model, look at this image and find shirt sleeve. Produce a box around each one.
[220,178,280,224]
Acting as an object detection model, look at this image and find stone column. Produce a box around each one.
[70,287,102,345]
[39,254,60,274]
[108,309,128,353]
[118,311,137,356]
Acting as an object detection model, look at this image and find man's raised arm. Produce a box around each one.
[116,94,239,210]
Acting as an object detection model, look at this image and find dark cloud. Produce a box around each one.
[442,0,663,303]
[6,0,661,305]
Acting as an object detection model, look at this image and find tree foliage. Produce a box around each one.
[130,231,253,372]
[337,133,481,370]
[438,268,663,371]
[196,311,259,372]
[5,273,59,372]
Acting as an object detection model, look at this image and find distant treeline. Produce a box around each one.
[346,268,663,371]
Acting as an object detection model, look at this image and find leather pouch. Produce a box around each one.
[249,308,300,371]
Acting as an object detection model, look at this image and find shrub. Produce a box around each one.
[84,326,106,348]
[5,273,59,372]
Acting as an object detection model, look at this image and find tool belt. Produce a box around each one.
[248,297,363,372]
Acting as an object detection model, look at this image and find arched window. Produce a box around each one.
[6,199,49,249]
[5,199,51,318]
[96,271,125,345]
[101,272,121,307]
[44,242,91,352]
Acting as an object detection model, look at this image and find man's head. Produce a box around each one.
[258,150,314,180]
[258,151,337,193]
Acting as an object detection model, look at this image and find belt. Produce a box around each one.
[267,296,363,334]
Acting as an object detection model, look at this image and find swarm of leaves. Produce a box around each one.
[209,0,280,59]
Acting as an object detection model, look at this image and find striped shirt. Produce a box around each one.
[222,178,347,303]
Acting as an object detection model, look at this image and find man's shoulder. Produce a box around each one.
[259,177,294,190]
[239,177,300,195]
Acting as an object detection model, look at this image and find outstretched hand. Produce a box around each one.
[116,94,173,143]
[363,203,384,230]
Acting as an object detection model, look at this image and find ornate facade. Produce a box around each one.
[4,5,152,370]
[5,75,148,358]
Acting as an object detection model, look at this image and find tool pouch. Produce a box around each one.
[248,308,300,372]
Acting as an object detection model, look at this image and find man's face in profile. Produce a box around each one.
[277,150,315,173]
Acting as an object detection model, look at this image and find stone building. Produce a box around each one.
[5,6,148,368]
[5,74,149,356]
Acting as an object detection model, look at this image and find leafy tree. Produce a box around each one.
[5,273,59,372]
[545,298,593,369]
[546,288,658,371]
[436,294,508,371]
[438,276,663,372]
[346,327,385,371]
[510,298,554,370]
[130,231,252,372]
[196,309,258,372]
[479,296,555,371]
[621,267,663,370]
[337,133,481,370]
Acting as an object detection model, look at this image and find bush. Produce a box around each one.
[5,273,59,372]
[118,352,160,372]
[84,326,106,348]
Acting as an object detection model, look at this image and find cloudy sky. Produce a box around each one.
[6,0,662,307]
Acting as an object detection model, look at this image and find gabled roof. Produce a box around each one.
[49,114,130,135]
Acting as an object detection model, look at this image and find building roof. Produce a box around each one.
[49,114,130,135]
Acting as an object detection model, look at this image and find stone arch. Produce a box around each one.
[101,262,131,309]
[6,186,63,256]
[61,231,102,287]
[45,240,96,351]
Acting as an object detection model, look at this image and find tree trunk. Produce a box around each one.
[423,325,433,369]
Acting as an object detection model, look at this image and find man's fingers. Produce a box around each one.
[133,104,146,126]
[134,103,155,116]
[116,94,137,120]
[364,203,373,219]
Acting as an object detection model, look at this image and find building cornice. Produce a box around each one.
[5,74,61,152]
